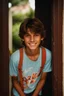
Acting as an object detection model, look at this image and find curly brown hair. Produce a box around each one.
[19,18,46,46]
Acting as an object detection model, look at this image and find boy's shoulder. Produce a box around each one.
[45,48,51,54]
[41,47,52,65]
[10,49,20,60]
[41,47,51,57]
[41,47,51,53]
[45,48,52,60]
[11,49,19,55]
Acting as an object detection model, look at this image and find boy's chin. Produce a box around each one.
[28,46,39,50]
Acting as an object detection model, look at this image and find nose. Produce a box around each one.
[30,35,35,42]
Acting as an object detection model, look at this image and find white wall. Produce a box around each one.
[9,8,12,53]
[9,8,12,96]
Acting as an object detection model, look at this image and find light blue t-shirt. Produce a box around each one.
[9,47,52,96]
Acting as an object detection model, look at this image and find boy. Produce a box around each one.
[9,18,52,96]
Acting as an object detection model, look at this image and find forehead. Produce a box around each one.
[26,28,36,34]
[27,28,34,32]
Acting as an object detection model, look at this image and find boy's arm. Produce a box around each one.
[12,76,26,96]
[32,72,47,96]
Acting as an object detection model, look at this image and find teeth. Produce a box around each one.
[31,44,35,45]
[30,44,36,45]
[29,43,35,45]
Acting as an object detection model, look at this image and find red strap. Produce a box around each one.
[39,48,46,74]
[18,48,24,91]
[41,48,46,68]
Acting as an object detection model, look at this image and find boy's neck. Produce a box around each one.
[24,47,40,61]
[25,47,40,56]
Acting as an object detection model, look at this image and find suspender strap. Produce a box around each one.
[18,48,24,91]
[40,48,46,73]
[42,48,46,68]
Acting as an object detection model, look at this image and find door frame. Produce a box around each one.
[35,0,63,95]
[52,0,63,96]
[0,0,9,95]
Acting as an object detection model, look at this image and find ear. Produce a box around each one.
[41,37,44,40]
[21,38,24,41]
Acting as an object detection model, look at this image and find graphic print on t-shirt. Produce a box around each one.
[22,67,41,89]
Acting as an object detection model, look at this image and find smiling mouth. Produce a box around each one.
[29,43,37,46]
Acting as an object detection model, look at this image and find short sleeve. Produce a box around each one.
[9,50,19,76]
[43,49,52,72]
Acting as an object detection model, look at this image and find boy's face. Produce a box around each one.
[23,28,44,50]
